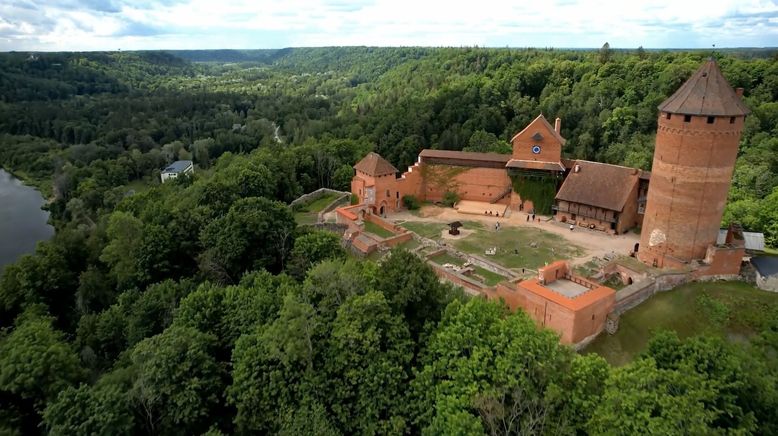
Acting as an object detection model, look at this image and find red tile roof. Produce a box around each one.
[658,59,750,117]
[354,152,399,177]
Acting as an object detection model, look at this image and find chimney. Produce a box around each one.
[736,87,744,97]
[554,117,561,134]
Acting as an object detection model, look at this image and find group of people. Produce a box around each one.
[483,210,501,217]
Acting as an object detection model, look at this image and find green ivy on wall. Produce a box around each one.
[510,172,558,215]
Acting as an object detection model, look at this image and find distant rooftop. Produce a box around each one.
[162,160,193,174]
[717,229,765,252]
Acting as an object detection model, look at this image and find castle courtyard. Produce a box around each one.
[388,204,639,270]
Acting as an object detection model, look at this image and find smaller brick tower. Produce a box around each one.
[639,59,750,268]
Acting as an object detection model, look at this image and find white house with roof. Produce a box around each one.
[160,160,194,183]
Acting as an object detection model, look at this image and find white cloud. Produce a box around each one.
[1,0,776,50]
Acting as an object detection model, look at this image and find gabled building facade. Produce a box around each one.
[554,160,647,234]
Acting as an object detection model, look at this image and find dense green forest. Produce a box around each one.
[1,47,778,435]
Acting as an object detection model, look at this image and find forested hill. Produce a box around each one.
[1,47,776,239]
[0,47,777,435]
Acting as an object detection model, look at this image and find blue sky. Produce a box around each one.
[1,0,777,51]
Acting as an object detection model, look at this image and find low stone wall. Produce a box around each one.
[601,262,650,285]
[655,272,690,291]
[382,232,413,247]
[311,222,349,234]
[365,213,406,234]
[349,232,378,256]
[613,278,657,315]
[612,271,690,316]
[464,254,517,279]
[317,193,351,223]
[290,187,350,207]
[429,262,489,296]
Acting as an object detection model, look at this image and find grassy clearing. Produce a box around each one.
[297,192,341,213]
[400,221,447,239]
[293,192,343,225]
[429,252,463,265]
[294,212,318,226]
[472,266,507,286]
[451,226,583,271]
[397,238,421,251]
[363,220,395,239]
[583,281,778,366]
[429,252,507,287]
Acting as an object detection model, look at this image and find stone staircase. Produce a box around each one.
[490,187,512,204]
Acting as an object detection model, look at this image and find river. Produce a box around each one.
[0,169,55,270]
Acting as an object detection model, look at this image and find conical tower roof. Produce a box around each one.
[353,152,398,177]
[658,59,750,117]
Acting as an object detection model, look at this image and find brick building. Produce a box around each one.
[348,114,649,229]
[347,60,750,261]
[638,59,750,269]
[554,160,648,234]
[486,261,615,345]
[351,152,424,215]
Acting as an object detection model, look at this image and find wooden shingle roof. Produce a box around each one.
[555,160,640,212]
[353,152,398,177]
[658,59,750,117]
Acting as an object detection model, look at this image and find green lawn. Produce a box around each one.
[429,252,463,265]
[471,266,507,286]
[294,212,319,226]
[397,238,421,251]
[399,220,580,271]
[451,226,583,271]
[583,281,778,366]
[297,192,341,213]
[293,192,344,225]
[400,221,447,239]
[429,252,507,287]
[363,220,396,239]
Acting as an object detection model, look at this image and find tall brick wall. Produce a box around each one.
[352,162,427,214]
[537,261,569,284]
[639,113,745,267]
[423,165,512,203]
[570,294,615,343]
[694,245,745,278]
[487,278,614,345]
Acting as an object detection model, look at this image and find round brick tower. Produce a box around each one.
[638,59,750,268]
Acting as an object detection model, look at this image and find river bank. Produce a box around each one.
[0,169,55,270]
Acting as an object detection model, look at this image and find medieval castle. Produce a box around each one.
[340,59,751,344]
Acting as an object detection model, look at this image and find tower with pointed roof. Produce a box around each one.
[638,59,750,268]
